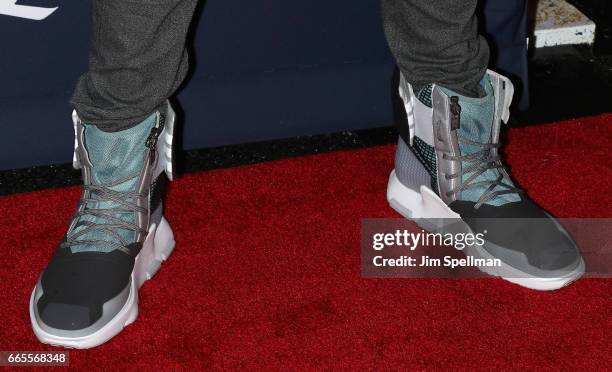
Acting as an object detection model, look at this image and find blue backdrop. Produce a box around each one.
[0,0,527,170]
[0,0,396,170]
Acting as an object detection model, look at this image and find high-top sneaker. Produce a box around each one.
[387,71,584,290]
[30,102,176,348]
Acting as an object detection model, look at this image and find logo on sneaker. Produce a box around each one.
[0,0,58,20]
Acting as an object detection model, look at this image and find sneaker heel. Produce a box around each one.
[387,170,460,222]
[135,217,175,287]
[154,217,175,262]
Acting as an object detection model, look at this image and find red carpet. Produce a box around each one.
[1,115,611,369]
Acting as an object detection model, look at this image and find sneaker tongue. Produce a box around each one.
[69,114,157,253]
[442,77,520,206]
[85,114,157,187]
[455,79,496,153]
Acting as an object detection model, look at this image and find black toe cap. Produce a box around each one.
[37,302,97,330]
[36,249,134,330]
[450,198,581,271]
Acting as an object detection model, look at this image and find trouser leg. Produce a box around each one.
[381,0,490,97]
[71,0,199,131]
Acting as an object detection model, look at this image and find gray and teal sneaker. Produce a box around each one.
[30,102,176,348]
[387,71,584,290]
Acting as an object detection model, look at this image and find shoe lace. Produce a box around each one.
[61,171,148,254]
[442,136,523,209]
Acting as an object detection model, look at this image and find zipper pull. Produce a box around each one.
[145,114,166,150]
[450,96,461,130]
[146,114,166,163]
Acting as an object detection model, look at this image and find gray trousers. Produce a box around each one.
[71,0,489,131]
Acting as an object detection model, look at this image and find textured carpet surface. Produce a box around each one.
[0,115,611,370]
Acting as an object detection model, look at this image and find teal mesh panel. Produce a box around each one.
[69,113,157,253]
[410,137,438,193]
[440,76,520,206]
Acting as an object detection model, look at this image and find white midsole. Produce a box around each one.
[29,217,175,349]
[386,170,584,291]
